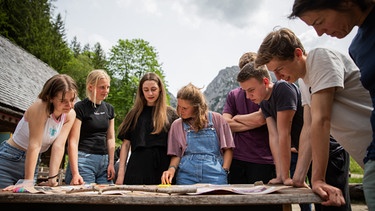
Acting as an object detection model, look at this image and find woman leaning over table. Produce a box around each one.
[0,74,78,190]
[161,83,235,185]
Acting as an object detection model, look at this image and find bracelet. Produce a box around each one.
[223,168,230,175]
[47,173,59,179]
[168,165,177,170]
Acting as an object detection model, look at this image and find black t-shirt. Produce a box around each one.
[117,106,178,152]
[260,81,303,149]
[75,98,114,154]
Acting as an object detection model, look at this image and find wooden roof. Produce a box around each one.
[0,35,58,132]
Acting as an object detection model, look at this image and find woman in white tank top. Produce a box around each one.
[0,74,78,190]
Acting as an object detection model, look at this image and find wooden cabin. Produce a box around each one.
[0,35,58,134]
[0,35,61,174]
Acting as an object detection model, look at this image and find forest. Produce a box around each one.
[0,0,171,136]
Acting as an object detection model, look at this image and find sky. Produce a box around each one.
[53,0,357,96]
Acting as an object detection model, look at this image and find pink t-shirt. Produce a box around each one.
[167,111,235,157]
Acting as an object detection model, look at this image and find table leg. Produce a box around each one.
[282,204,292,211]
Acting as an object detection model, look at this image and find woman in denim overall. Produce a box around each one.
[177,112,227,184]
[161,83,235,185]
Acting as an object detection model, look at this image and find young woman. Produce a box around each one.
[115,72,178,185]
[288,0,375,208]
[161,83,235,185]
[65,69,115,185]
[0,74,78,189]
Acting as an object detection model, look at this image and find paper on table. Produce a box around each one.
[187,184,291,195]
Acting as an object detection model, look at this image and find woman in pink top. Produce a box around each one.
[161,83,235,185]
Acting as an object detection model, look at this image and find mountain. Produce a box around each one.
[167,66,240,113]
[203,66,240,113]
[168,91,177,109]
[168,65,277,113]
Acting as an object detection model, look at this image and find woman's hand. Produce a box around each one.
[161,167,176,185]
[2,179,34,192]
[268,177,283,185]
[70,174,85,185]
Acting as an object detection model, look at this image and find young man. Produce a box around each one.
[255,27,372,209]
[222,52,275,185]
[237,61,304,187]
[288,1,375,208]
[231,53,311,211]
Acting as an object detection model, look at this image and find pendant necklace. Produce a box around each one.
[92,102,101,115]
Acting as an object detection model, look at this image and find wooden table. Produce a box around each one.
[0,185,322,211]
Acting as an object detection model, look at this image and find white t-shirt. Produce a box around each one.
[301,48,372,168]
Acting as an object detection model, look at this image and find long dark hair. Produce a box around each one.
[118,72,171,136]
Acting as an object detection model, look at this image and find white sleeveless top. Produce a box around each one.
[13,113,66,153]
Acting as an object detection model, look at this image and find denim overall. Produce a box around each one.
[176,112,227,185]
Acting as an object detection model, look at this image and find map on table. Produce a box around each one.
[187,184,290,195]
[17,184,290,195]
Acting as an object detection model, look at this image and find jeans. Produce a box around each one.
[290,152,312,211]
[364,159,375,211]
[65,150,113,185]
[0,141,39,188]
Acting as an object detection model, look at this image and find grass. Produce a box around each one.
[349,156,364,183]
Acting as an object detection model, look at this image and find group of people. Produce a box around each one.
[0,69,117,189]
[0,69,235,189]
[279,0,374,210]
[0,0,374,210]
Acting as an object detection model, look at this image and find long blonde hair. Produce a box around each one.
[86,69,110,107]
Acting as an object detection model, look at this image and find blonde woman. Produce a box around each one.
[65,69,115,185]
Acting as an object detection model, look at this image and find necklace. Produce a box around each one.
[51,112,62,121]
[92,102,102,115]
[186,118,196,131]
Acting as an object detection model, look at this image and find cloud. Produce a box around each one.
[177,0,263,28]
[54,0,357,96]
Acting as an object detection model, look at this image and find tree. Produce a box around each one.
[0,0,70,71]
[61,54,94,99]
[70,36,81,57]
[92,42,107,69]
[106,38,166,131]
[47,13,71,71]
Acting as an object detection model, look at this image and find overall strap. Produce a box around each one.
[207,112,214,127]
[182,120,190,131]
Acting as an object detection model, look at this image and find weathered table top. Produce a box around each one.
[0,184,322,211]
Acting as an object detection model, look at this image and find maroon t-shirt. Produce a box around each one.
[223,88,273,164]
